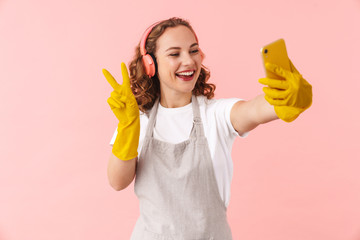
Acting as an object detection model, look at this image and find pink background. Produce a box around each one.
[1,0,359,239]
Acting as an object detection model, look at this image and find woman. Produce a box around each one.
[103,17,312,240]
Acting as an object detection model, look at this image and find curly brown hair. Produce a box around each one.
[128,17,216,113]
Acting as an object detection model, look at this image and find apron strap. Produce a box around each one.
[191,95,205,138]
[145,97,160,138]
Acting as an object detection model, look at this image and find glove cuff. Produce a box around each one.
[112,118,140,161]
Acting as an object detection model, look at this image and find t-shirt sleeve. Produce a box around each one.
[214,98,249,138]
[109,127,117,146]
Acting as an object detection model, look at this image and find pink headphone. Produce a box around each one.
[140,21,204,78]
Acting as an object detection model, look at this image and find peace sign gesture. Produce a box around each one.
[103,62,140,161]
[103,63,139,126]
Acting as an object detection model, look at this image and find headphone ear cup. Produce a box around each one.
[149,53,158,77]
[142,54,156,77]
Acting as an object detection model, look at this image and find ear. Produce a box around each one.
[199,48,205,62]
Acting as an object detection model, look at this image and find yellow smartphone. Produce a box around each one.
[260,38,291,80]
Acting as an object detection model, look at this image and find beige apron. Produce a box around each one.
[130,95,232,240]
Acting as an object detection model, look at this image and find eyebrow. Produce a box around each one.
[165,43,198,52]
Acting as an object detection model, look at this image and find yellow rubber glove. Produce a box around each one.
[103,63,140,160]
[259,60,312,122]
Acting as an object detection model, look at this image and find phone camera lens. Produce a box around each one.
[264,49,268,54]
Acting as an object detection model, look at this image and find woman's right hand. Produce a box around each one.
[103,63,140,161]
[103,63,140,125]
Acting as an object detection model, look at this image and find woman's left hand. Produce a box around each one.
[258,60,313,122]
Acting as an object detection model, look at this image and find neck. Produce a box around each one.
[160,91,192,108]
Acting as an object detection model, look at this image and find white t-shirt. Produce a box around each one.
[110,95,248,207]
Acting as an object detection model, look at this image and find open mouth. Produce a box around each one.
[175,71,195,81]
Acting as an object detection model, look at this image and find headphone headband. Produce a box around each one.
[140,21,162,56]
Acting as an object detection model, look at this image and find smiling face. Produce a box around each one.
[154,25,202,101]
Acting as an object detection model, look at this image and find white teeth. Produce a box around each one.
[176,71,194,76]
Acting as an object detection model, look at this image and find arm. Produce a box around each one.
[231,60,312,134]
[230,94,278,135]
[103,63,140,191]
[107,154,137,191]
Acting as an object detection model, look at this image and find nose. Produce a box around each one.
[181,52,195,66]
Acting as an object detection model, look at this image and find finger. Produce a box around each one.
[121,62,130,88]
[103,69,120,90]
[108,96,125,109]
[264,95,287,106]
[289,59,300,75]
[258,78,289,90]
[110,91,126,108]
[107,97,121,109]
[263,87,289,99]
[265,62,290,79]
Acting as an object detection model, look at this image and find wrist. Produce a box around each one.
[113,118,140,161]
